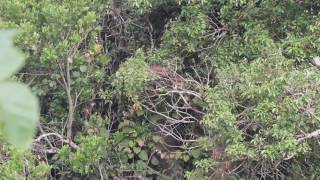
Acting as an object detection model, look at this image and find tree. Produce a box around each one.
[1,0,320,179]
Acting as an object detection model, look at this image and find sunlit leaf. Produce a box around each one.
[138,150,148,161]
[0,82,39,149]
[0,30,24,81]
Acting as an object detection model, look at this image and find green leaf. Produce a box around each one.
[0,31,24,81]
[182,155,190,162]
[98,54,112,64]
[128,153,134,159]
[152,135,161,143]
[190,149,201,159]
[138,150,148,161]
[128,140,135,147]
[80,65,88,72]
[0,82,39,149]
[151,156,159,165]
[136,110,144,116]
[133,147,141,154]
[136,160,147,170]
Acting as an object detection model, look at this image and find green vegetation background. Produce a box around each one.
[1,0,320,179]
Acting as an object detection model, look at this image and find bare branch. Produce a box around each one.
[34,132,80,152]
[298,129,320,143]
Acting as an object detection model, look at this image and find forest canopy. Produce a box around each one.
[1,0,320,179]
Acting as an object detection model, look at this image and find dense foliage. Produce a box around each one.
[1,0,320,179]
